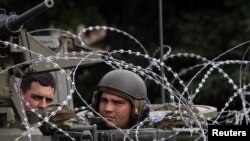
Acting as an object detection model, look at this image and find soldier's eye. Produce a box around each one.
[100,98,108,103]
[31,95,43,101]
[46,98,53,103]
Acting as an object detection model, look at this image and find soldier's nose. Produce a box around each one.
[38,98,47,109]
[105,103,114,112]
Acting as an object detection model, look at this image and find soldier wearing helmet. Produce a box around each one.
[91,69,150,129]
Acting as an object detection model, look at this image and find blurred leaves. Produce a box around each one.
[1,0,250,109]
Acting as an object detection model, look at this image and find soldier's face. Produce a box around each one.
[22,82,55,110]
[99,92,132,129]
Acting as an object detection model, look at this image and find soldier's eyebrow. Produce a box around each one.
[31,94,43,100]
[30,94,53,102]
[111,99,125,104]
[100,96,126,104]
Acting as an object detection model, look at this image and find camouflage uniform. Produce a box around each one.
[39,104,88,135]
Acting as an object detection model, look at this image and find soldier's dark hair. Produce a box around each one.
[20,72,56,94]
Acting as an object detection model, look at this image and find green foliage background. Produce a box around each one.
[2,0,250,110]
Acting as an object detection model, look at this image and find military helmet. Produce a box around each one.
[92,69,149,126]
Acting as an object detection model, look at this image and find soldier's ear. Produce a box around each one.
[19,89,24,96]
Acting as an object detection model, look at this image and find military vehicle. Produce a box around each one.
[0,0,217,141]
[0,0,99,140]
